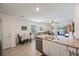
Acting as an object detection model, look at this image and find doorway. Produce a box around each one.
[31,25,37,38]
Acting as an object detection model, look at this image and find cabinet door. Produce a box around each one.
[67,46,76,56]
[43,39,49,55]
[60,45,69,56]
[43,40,61,56]
[49,42,61,56]
[3,19,11,49]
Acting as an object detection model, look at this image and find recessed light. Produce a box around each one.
[36,7,39,11]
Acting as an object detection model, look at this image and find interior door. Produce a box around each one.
[3,19,11,49]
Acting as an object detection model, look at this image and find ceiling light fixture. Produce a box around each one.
[36,7,39,11]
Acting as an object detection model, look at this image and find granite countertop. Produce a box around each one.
[35,34,79,49]
[45,38,79,49]
[35,34,56,39]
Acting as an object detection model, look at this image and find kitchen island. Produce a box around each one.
[35,34,79,56]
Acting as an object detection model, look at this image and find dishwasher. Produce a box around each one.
[36,37,43,53]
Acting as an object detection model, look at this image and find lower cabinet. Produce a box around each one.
[67,46,77,56]
[60,44,69,56]
[43,39,49,55]
[48,41,60,56]
[43,39,69,56]
[43,39,61,56]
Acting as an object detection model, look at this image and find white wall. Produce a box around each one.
[57,22,72,28]
[31,22,48,33]
[0,18,2,49]
[0,15,15,49]
[0,18,2,41]
[0,14,48,49]
[15,19,31,36]
[73,4,79,39]
[0,14,32,49]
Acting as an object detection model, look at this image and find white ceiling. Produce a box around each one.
[0,3,75,23]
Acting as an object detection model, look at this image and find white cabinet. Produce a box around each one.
[43,39,60,56]
[67,46,76,56]
[2,19,12,49]
[43,39,49,55]
[49,41,60,56]
[43,39,70,56]
[60,45,69,56]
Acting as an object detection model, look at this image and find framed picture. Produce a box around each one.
[21,26,27,30]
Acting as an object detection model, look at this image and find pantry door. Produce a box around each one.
[2,19,11,49]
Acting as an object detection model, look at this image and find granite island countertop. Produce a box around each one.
[46,39,79,49]
[35,34,79,49]
[35,34,57,39]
